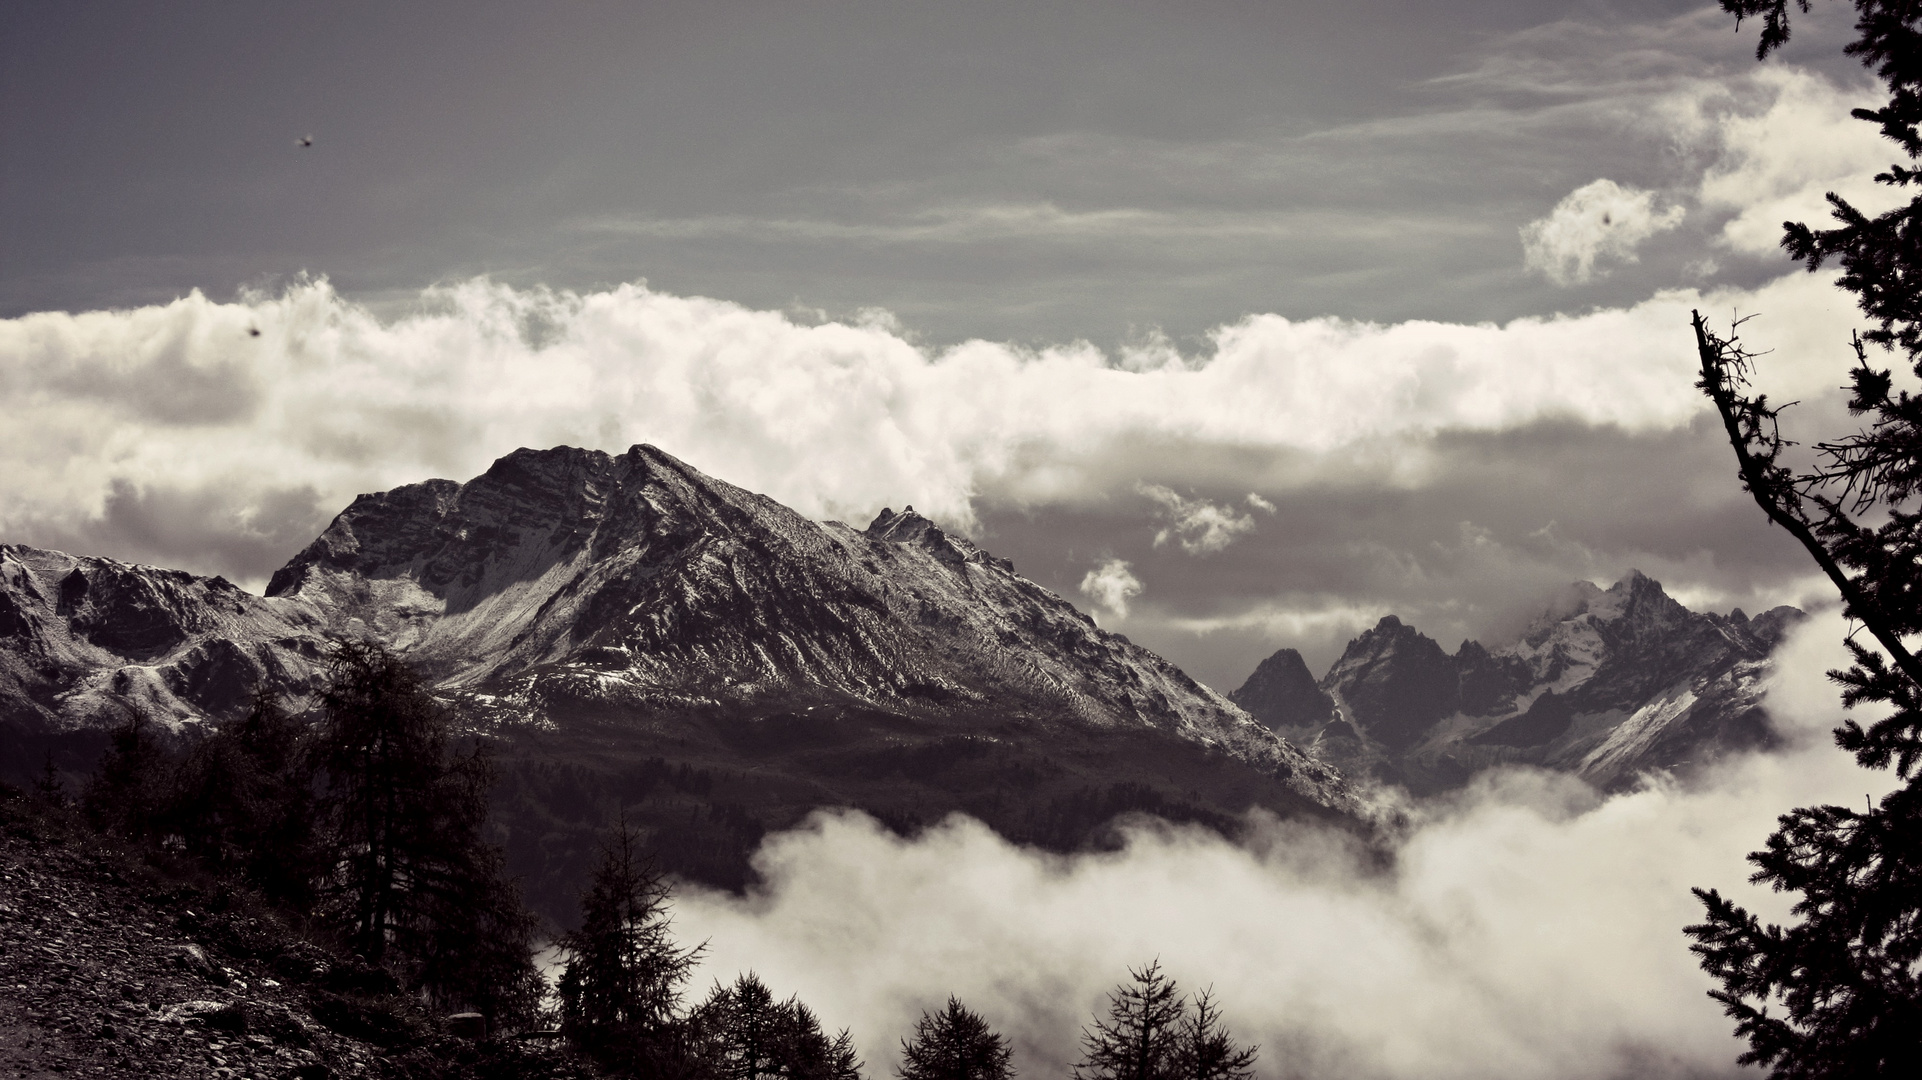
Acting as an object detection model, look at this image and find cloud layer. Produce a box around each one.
[0,269,1862,581]
[670,610,1901,1080]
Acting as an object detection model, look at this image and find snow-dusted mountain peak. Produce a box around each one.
[1233,570,1804,792]
[6,444,1349,814]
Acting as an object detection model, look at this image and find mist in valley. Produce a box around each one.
[671,609,1897,1080]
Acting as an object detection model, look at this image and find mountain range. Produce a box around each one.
[1229,573,1802,793]
[1,443,1804,915]
[1,445,1346,917]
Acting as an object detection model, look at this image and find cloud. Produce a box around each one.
[1078,559,1143,620]
[1693,67,1899,257]
[1138,484,1258,556]
[670,610,1902,1080]
[0,270,1865,589]
[1521,179,1685,285]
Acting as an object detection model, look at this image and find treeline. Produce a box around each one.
[81,639,546,1024]
[50,640,1263,1079]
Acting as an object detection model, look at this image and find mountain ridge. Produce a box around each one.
[2,444,1352,909]
[1231,570,1802,792]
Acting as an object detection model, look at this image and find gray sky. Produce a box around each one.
[0,0,1889,689]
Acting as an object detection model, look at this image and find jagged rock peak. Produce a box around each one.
[1321,615,1457,751]
[865,505,1013,572]
[264,443,755,598]
[866,505,936,542]
[1229,648,1334,732]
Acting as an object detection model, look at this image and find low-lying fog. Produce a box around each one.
[670,609,1898,1080]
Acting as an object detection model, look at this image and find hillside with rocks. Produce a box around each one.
[1230,572,1802,793]
[0,792,585,1080]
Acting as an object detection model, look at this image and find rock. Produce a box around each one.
[1229,648,1334,730]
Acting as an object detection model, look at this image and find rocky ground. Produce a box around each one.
[0,791,587,1080]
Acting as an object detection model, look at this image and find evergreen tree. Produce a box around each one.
[166,690,321,907]
[311,639,541,1026]
[559,821,705,1070]
[1170,991,1256,1080]
[691,973,863,1080]
[82,707,171,837]
[33,749,68,806]
[1073,962,1185,1080]
[896,997,1014,1080]
[1686,3,1922,1075]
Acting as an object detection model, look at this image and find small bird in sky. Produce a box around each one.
[248,327,262,337]
[297,134,314,148]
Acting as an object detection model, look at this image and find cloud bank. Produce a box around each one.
[671,611,1902,1080]
[0,269,1862,589]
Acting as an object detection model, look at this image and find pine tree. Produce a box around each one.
[896,997,1014,1080]
[33,749,67,806]
[559,821,704,1070]
[82,707,171,836]
[166,690,320,907]
[311,639,541,1027]
[691,973,863,1080]
[1170,991,1256,1080]
[1685,3,1922,1075]
[1073,962,1185,1080]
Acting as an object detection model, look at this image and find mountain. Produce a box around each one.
[2,444,1349,916]
[1231,572,1802,792]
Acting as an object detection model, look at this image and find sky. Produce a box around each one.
[0,0,1894,692]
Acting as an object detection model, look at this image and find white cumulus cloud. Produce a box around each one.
[0,271,1865,585]
[1078,558,1143,620]
[1521,179,1686,285]
[1695,67,1903,256]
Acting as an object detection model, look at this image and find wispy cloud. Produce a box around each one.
[1138,484,1259,556]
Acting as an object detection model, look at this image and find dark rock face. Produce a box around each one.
[1454,640,1532,716]
[1319,616,1459,751]
[1238,571,1805,792]
[1229,648,1333,731]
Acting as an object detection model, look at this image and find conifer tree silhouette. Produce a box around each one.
[897,996,1014,1080]
[1073,962,1185,1080]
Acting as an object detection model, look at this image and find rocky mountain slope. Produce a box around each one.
[0,792,584,1080]
[2,444,1349,911]
[1230,572,1802,792]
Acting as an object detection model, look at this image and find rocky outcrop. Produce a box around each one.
[1233,572,1803,792]
[1228,648,1334,731]
[0,545,331,743]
